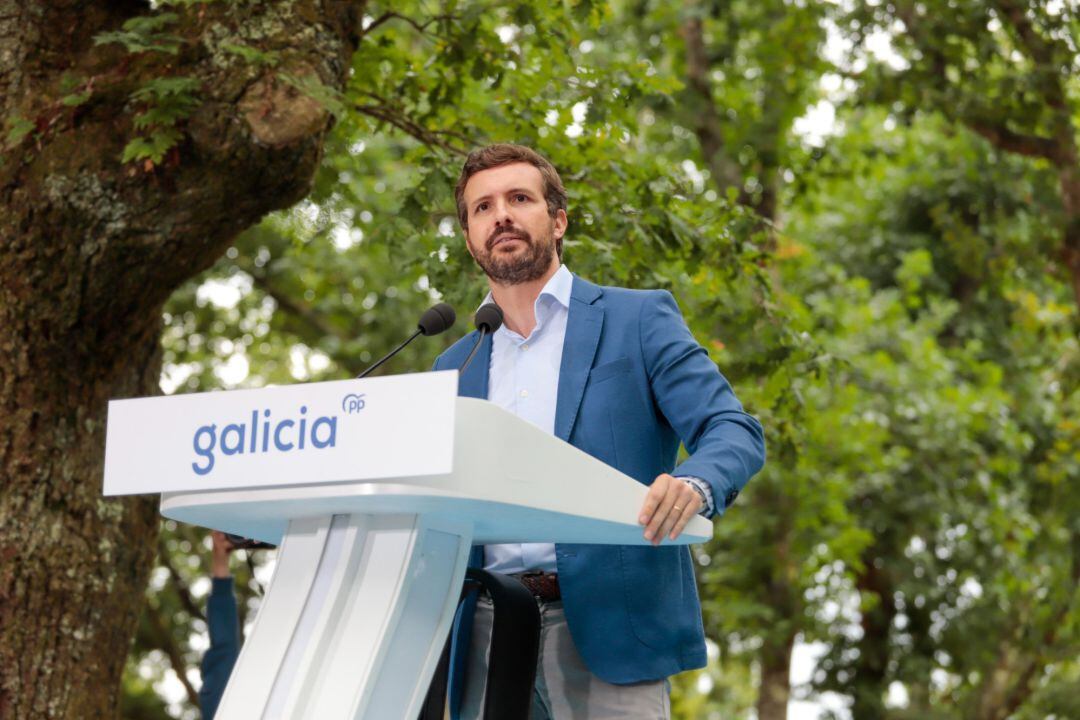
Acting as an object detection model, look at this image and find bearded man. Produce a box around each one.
[432,144,765,719]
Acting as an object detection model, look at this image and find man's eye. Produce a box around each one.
[476,203,488,212]
[514,194,528,202]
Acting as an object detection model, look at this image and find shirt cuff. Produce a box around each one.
[678,476,716,518]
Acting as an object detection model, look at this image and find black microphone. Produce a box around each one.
[357,302,457,378]
[223,533,277,551]
[459,303,504,374]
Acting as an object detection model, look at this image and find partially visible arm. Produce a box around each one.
[199,533,240,719]
[199,577,240,719]
[637,291,766,540]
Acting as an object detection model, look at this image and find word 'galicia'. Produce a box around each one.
[192,407,338,475]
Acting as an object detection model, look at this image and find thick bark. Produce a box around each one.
[0,1,360,716]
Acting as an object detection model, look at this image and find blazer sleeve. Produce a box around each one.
[199,577,241,719]
[640,290,765,516]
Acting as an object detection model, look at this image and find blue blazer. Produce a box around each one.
[433,274,765,709]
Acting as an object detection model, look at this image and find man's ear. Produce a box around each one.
[553,209,568,239]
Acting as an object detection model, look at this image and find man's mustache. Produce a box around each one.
[487,227,531,250]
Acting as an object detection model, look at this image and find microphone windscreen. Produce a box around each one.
[418,303,456,336]
[474,303,504,334]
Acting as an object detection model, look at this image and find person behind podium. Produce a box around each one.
[198,531,241,719]
[432,143,766,719]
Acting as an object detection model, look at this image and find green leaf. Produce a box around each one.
[61,90,93,107]
[280,73,346,119]
[5,116,34,146]
[121,127,182,164]
[93,12,183,55]
[221,42,281,67]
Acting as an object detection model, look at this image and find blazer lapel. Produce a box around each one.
[456,330,491,400]
[554,276,604,442]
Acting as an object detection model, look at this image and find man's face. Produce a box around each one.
[462,162,567,285]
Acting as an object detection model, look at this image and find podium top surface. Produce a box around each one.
[105,372,711,545]
[161,396,711,546]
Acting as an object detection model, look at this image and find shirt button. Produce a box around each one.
[521,343,530,350]
[520,389,529,398]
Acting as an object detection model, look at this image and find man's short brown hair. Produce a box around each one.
[455,143,568,257]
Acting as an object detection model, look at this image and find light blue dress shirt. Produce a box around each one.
[482,265,715,575]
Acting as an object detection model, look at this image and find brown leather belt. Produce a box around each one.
[513,571,561,601]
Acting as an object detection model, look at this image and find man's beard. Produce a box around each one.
[469,224,556,285]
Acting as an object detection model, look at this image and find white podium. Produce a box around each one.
[104,371,710,719]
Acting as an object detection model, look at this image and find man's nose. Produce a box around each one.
[493,199,513,225]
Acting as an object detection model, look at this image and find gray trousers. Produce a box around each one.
[460,595,671,719]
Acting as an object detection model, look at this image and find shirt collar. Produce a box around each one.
[480,264,572,340]
[480,264,573,312]
[540,264,573,309]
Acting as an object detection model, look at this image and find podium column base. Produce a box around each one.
[216,512,472,719]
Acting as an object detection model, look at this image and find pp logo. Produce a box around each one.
[341,393,366,414]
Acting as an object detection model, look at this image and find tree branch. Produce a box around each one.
[359,11,398,38]
[358,90,479,148]
[354,101,471,155]
[158,535,206,624]
[244,269,367,376]
[359,11,460,40]
[991,0,1063,78]
[995,530,1080,719]
[990,0,1073,137]
[894,1,1071,170]
[248,272,351,345]
[145,602,200,710]
[963,120,1061,163]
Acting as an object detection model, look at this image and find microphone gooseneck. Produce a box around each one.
[357,302,457,379]
[459,303,504,375]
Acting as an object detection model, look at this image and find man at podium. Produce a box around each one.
[432,144,766,718]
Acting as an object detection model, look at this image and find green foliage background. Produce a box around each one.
[122,2,1080,719]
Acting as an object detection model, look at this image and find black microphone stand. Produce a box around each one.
[357,328,422,379]
[459,303,503,374]
[458,327,489,375]
[355,302,456,379]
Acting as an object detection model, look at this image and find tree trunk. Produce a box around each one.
[755,503,798,720]
[1056,165,1080,311]
[0,2,359,715]
[756,628,795,720]
[850,554,895,720]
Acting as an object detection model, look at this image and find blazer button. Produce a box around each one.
[725,489,739,507]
